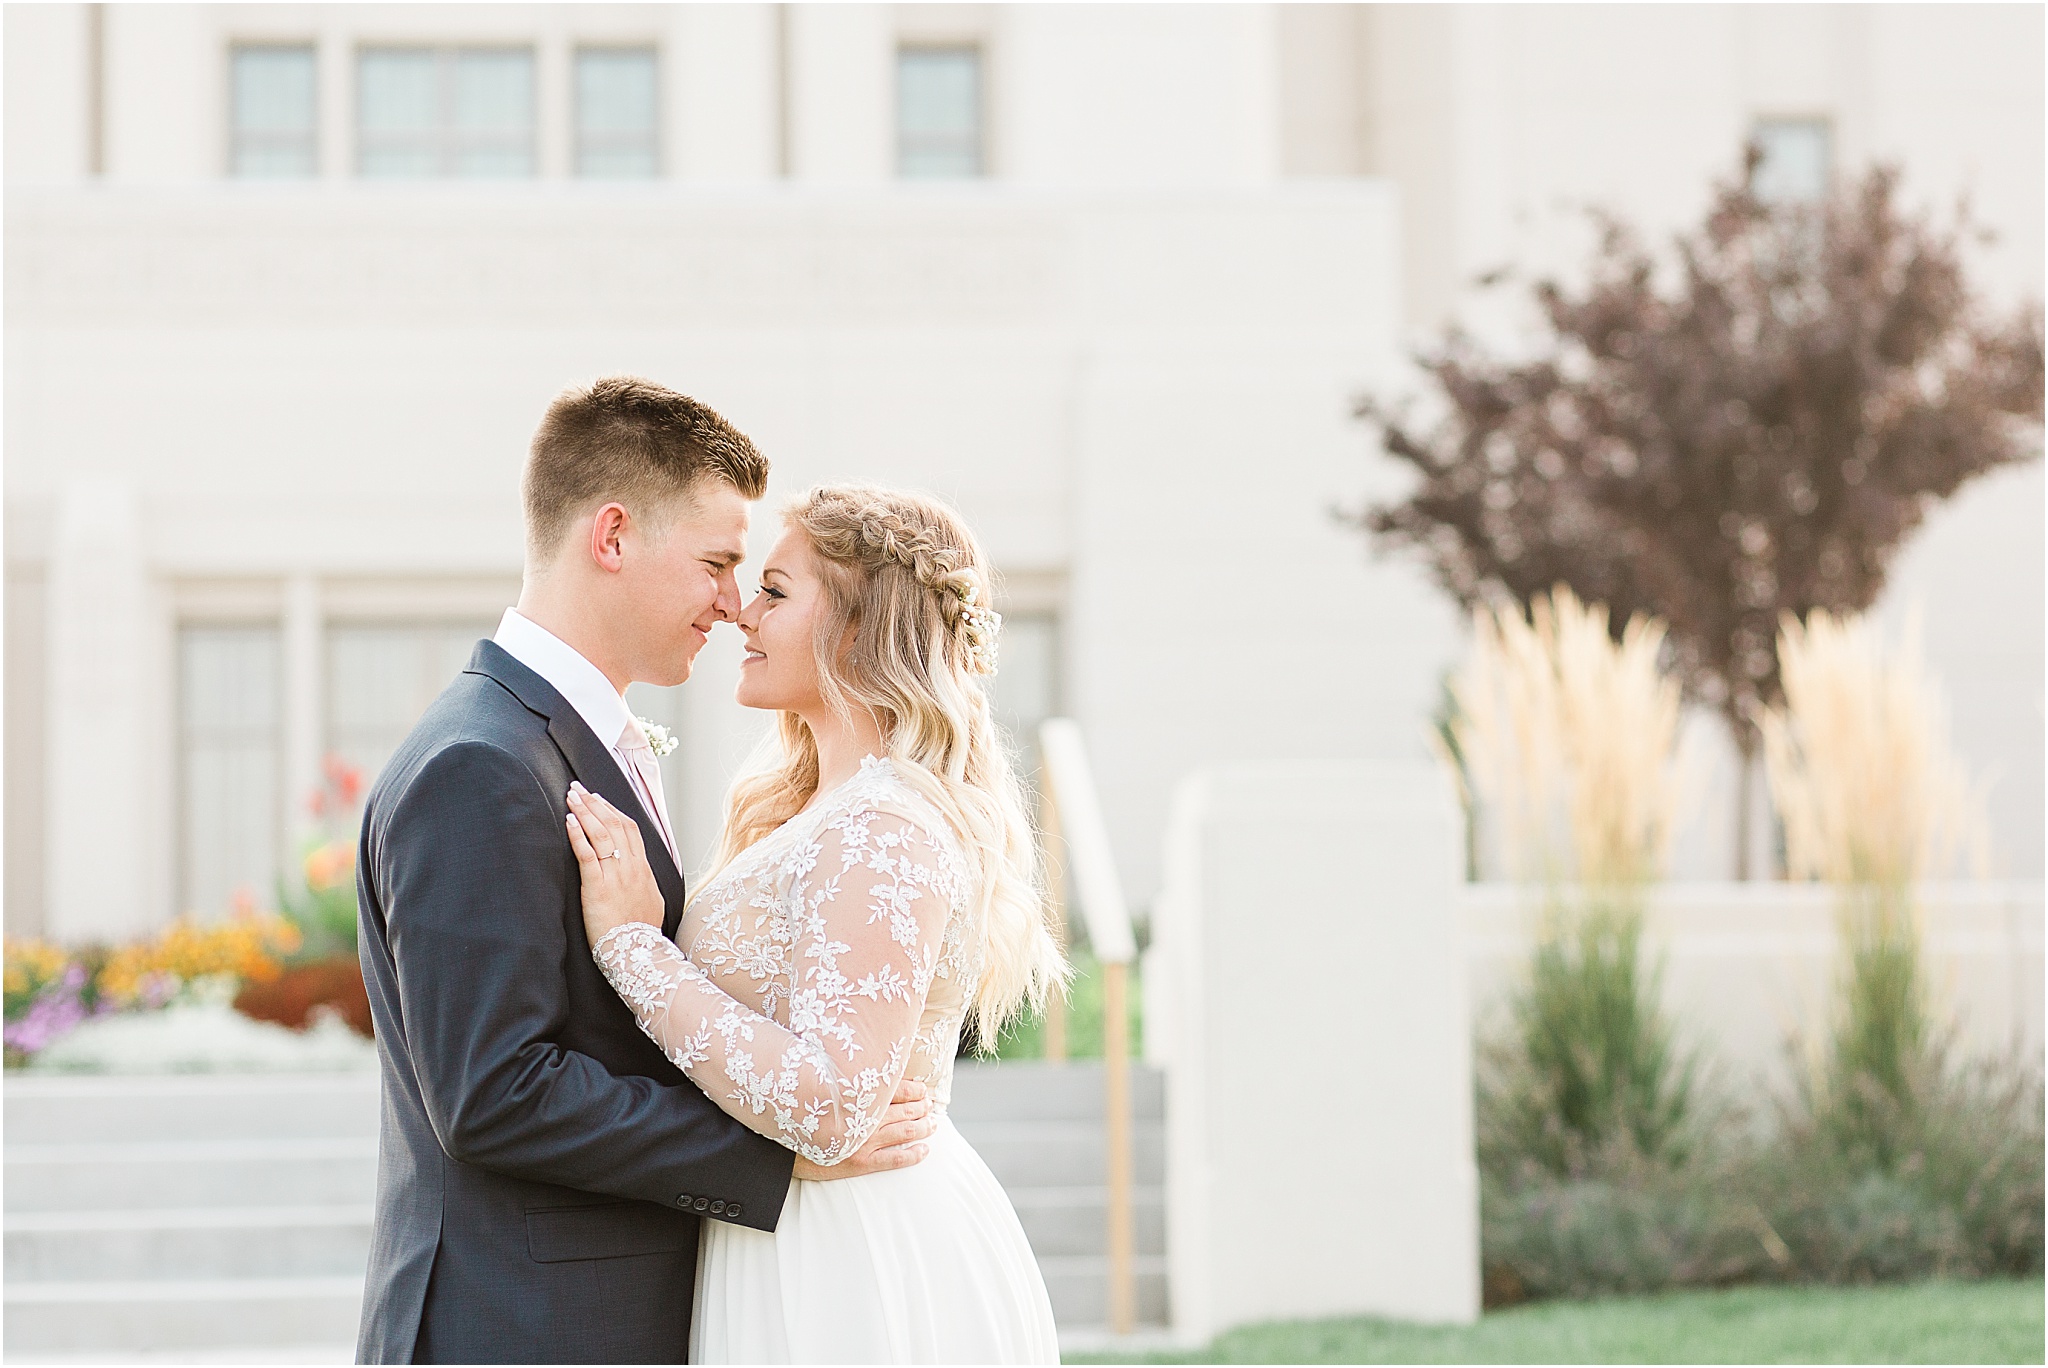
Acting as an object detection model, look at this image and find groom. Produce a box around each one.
[356,378,933,1364]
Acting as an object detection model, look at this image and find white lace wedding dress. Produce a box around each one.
[591,756,1059,1364]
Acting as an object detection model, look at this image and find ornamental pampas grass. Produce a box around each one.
[1452,586,1685,891]
[1761,609,1986,1136]
[1761,610,1984,891]
[1452,586,1694,1167]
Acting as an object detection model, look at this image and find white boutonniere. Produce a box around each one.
[635,716,679,758]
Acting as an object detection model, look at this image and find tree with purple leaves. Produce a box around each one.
[1350,150,2043,877]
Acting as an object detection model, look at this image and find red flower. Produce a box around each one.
[323,754,366,808]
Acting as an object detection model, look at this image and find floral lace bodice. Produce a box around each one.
[591,756,980,1166]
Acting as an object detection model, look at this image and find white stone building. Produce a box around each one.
[6,3,2041,946]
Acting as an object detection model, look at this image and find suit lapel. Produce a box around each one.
[467,640,690,941]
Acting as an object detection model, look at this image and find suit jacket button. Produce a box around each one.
[675,1193,693,1209]
[709,1200,725,1215]
[726,1202,742,1218]
[693,1197,710,1212]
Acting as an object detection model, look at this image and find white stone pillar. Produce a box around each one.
[786,3,891,184]
[316,15,352,180]
[1155,760,1480,1344]
[536,24,573,179]
[44,479,152,943]
[280,572,323,884]
[670,4,780,181]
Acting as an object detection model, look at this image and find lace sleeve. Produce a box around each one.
[591,804,959,1166]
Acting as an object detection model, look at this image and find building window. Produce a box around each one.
[230,44,318,177]
[896,46,984,179]
[357,47,536,178]
[576,47,659,178]
[326,622,496,790]
[1750,118,1831,206]
[179,626,282,917]
[989,611,1060,793]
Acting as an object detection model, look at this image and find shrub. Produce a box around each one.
[278,753,369,962]
[1480,900,1698,1177]
[279,837,360,962]
[1764,1037,2044,1284]
[1478,1032,2044,1305]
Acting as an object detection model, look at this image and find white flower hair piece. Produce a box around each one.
[634,716,680,759]
[951,571,1002,676]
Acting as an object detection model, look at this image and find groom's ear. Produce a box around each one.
[588,502,632,574]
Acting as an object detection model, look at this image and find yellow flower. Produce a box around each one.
[97,911,302,1005]
[4,938,71,996]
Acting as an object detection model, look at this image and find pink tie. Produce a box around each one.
[617,724,680,870]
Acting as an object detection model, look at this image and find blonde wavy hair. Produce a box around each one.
[711,484,1067,1040]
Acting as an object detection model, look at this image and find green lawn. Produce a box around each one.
[1069,1279,2045,1365]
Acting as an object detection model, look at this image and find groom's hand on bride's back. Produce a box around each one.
[791,1077,935,1182]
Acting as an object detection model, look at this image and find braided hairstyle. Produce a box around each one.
[712,485,1066,1039]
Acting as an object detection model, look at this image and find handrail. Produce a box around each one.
[1039,719,1137,963]
[1037,717,1138,1336]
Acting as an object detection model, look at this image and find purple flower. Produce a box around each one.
[4,965,90,1056]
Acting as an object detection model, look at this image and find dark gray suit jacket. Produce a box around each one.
[354,640,794,1365]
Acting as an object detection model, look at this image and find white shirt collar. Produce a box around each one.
[493,608,638,752]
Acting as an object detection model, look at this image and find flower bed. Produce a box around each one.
[3,757,379,1072]
[4,907,304,1066]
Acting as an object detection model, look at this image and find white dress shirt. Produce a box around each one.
[492,608,679,867]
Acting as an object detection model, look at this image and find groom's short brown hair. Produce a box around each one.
[524,376,770,559]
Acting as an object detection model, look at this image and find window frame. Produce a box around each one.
[227,41,321,179]
[175,621,285,919]
[354,44,539,180]
[894,42,987,180]
[1748,115,1833,207]
[323,616,502,797]
[573,44,663,180]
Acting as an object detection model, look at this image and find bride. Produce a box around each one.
[563,484,1066,1364]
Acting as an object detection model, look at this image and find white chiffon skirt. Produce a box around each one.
[691,1116,1059,1364]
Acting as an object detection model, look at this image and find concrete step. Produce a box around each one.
[1038,1255,1171,1328]
[948,1060,1165,1122]
[5,1206,372,1282]
[2,1278,363,1356]
[1009,1184,1166,1258]
[5,1138,378,1213]
[949,1063,1171,1329]
[951,1118,1166,1189]
[4,1076,377,1146]
[3,1064,1174,1352]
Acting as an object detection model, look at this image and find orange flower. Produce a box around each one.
[303,842,357,892]
[98,910,302,1004]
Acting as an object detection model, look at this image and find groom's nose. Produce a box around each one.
[714,567,743,621]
